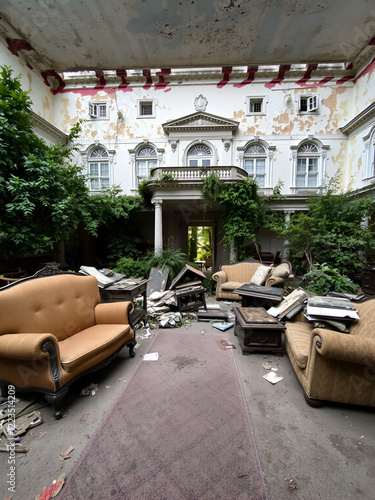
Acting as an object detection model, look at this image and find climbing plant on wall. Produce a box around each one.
[202,173,264,261]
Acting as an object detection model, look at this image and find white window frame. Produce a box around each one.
[298,94,319,114]
[88,101,109,120]
[186,144,213,167]
[296,156,319,188]
[246,96,267,116]
[243,145,267,187]
[363,126,375,183]
[290,140,329,193]
[137,99,156,118]
[135,146,158,186]
[87,147,112,192]
[238,141,275,191]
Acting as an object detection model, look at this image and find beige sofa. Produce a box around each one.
[0,273,136,418]
[285,296,375,407]
[212,260,292,300]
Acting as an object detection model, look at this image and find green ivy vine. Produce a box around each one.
[202,173,264,260]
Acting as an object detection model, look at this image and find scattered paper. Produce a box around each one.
[143,352,159,361]
[263,372,283,384]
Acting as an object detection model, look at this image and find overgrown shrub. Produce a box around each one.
[303,263,359,295]
[265,174,375,276]
[114,256,146,278]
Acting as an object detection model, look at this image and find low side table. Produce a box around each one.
[233,307,285,355]
[100,278,148,326]
[233,284,284,309]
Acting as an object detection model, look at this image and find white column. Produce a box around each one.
[283,211,293,260]
[153,199,163,255]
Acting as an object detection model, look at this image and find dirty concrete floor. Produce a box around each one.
[1,299,374,500]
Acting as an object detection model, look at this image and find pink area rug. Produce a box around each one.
[60,330,269,499]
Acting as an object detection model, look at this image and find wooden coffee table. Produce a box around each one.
[233,306,285,355]
[233,284,284,309]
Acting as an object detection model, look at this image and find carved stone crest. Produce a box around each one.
[194,94,208,112]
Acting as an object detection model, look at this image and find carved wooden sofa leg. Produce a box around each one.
[0,383,7,398]
[45,387,69,420]
[128,341,136,358]
[304,391,323,408]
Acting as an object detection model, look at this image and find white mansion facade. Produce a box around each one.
[1,40,375,266]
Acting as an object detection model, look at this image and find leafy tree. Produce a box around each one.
[87,189,143,265]
[0,66,97,259]
[202,173,264,260]
[265,175,375,277]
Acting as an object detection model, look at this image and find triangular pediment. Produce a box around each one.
[162,112,239,134]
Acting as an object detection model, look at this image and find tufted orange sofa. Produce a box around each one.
[285,296,375,408]
[212,260,291,300]
[0,273,135,418]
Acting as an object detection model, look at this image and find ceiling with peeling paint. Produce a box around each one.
[0,0,374,73]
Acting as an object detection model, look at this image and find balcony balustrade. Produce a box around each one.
[148,166,247,185]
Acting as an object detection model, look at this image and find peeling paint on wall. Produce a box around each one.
[273,111,295,135]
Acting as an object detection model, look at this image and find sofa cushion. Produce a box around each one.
[249,265,272,286]
[271,262,290,279]
[221,281,244,291]
[221,262,261,282]
[0,274,99,341]
[59,324,131,373]
[285,321,313,369]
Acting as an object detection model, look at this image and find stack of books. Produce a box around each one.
[305,296,360,322]
[267,288,308,320]
[79,266,126,288]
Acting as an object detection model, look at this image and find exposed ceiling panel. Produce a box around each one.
[0,0,374,72]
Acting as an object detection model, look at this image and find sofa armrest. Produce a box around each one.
[265,276,284,287]
[0,333,58,361]
[212,270,227,285]
[314,329,375,365]
[94,301,134,325]
[212,270,227,297]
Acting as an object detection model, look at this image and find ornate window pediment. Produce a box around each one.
[162,112,239,134]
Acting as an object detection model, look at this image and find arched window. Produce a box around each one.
[296,143,319,187]
[88,148,109,190]
[364,127,375,181]
[187,144,213,167]
[136,146,157,185]
[244,144,267,187]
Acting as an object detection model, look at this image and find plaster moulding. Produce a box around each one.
[162,111,239,135]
